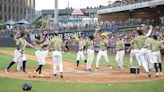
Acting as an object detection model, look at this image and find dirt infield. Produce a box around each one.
[0,50,164,83]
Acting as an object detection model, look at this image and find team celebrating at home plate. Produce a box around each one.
[4,25,164,79]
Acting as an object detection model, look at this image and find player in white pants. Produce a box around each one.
[10,31,23,71]
[34,34,47,77]
[86,35,95,71]
[134,25,153,77]
[144,36,155,70]
[151,35,164,77]
[76,50,85,65]
[115,38,125,70]
[35,50,45,74]
[96,33,112,70]
[130,49,142,67]
[74,35,87,69]
[6,33,34,73]
[49,32,65,79]
[129,37,142,67]
[41,30,49,58]
[15,50,22,71]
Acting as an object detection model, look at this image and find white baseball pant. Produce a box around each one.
[13,50,26,71]
[130,49,142,66]
[77,50,85,61]
[115,50,125,68]
[136,49,149,72]
[52,51,63,74]
[145,49,154,69]
[152,51,161,63]
[43,50,48,57]
[35,50,46,65]
[96,50,111,68]
[86,49,94,70]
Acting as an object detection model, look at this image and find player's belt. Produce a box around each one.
[118,49,123,51]
[20,49,24,52]
[78,49,83,51]
[53,49,61,51]
[100,49,106,51]
[152,50,159,52]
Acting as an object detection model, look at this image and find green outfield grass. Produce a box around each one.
[0,77,164,92]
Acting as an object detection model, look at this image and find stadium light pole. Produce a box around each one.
[54,0,59,30]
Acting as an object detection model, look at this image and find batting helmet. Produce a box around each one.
[22,83,32,91]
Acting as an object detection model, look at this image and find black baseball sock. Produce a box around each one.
[36,66,40,72]
[36,65,42,72]
[22,61,26,72]
[77,60,80,67]
[159,63,162,72]
[84,60,87,63]
[7,61,15,70]
[39,65,43,74]
[154,63,158,73]
[60,72,63,78]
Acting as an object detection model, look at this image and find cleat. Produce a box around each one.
[54,74,57,79]
[23,71,28,74]
[5,69,9,73]
[37,74,45,77]
[109,66,112,70]
[95,68,99,71]
[60,75,63,78]
[148,73,151,78]
[88,69,92,72]
[156,73,159,77]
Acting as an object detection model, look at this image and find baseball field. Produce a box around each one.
[0,47,164,92]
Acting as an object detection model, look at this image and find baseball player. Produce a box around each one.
[5,33,34,73]
[74,34,87,69]
[41,30,49,58]
[34,34,47,77]
[115,38,125,71]
[95,33,112,71]
[151,35,164,77]
[86,35,95,71]
[83,37,87,54]
[134,25,153,77]
[12,31,23,71]
[129,37,142,67]
[49,32,65,79]
[144,36,154,70]
[64,40,69,52]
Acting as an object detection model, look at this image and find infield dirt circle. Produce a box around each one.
[0,50,164,83]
